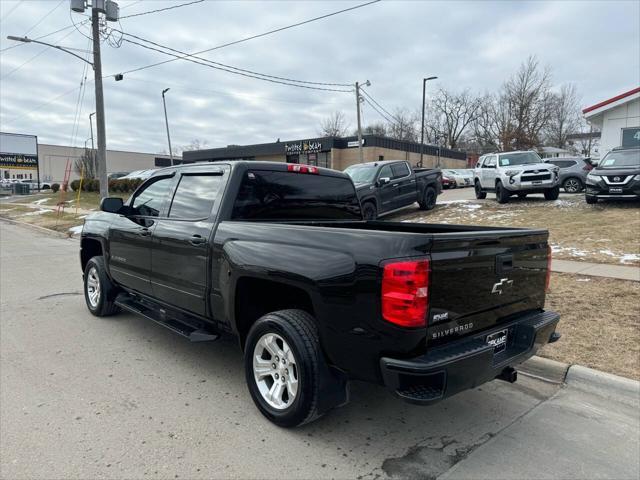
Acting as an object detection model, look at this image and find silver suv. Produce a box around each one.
[474,151,560,203]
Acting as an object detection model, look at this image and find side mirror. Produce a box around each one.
[377,177,391,186]
[100,197,123,214]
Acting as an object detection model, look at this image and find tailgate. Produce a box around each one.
[427,229,549,347]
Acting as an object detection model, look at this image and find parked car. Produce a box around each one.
[544,157,593,193]
[443,169,473,187]
[474,151,561,203]
[80,161,560,427]
[108,171,129,180]
[119,169,156,180]
[585,146,640,204]
[441,172,457,189]
[344,160,442,219]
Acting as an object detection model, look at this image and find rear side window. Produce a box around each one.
[232,170,361,220]
[168,174,224,219]
[548,160,575,168]
[391,162,410,178]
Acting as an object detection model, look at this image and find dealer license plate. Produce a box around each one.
[609,187,623,194]
[486,329,508,354]
[532,180,542,185]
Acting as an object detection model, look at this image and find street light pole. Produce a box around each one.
[355,80,370,164]
[162,88,174,165]
[419,76,438,168]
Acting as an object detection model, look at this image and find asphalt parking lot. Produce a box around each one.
[1,221,639,480]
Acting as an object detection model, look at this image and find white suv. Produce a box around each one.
[474,151,560,203]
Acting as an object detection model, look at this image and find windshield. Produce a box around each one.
[498,152,542,167]
[598,149,640,169]
[344,165,378,183]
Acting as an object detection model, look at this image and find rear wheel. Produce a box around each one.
[474,181,487,199]
[495,181,510,204]
[563,177,583,193]
[83,256,120,317]
[244,309,329,427]
[544,186,560,200]
[586,195,598,204]
[362,201,377,220]
[418,186,437,210]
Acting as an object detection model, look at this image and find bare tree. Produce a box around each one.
[473,56,553,151]
[545,83,581,148]
[318,111,349,137]
[177,139,210,154]
[388,108,419,142]
[74,148,97,179]
[363,122,388,136]
[425,88,482,149]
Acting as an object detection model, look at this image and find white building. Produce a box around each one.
[583,87,640,157]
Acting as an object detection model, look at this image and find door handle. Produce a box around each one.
[139,228,151,237]
[189,235,207,246]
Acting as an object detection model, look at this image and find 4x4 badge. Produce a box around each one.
[491,278,514,295]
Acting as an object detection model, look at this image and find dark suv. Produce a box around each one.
[585,147,640,204]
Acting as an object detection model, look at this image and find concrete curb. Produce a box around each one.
[565,365,640,405]
[0,216,74,239]
[518,356,569,384]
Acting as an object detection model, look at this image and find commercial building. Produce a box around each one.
[583,87,640,157]
[183,135,467,170]
[1,132,175,183]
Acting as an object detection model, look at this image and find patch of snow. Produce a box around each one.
[32,198,50,205]
[620,254,640,264]
[439,200,471,204]
[575,278,591,282]
[462,204,482,210]
[23,209,54,216]
[599,249,617,257]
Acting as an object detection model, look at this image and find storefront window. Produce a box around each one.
[286,154,299,164]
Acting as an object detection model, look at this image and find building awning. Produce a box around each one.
[582,87,640,118]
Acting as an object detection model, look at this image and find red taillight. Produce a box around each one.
[545,245,552,292]
[287,164,319,174]
[583,164,593,171]
[381,259,430,328]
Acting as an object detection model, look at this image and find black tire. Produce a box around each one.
[586,195,598,204]
[83,256,120,317]
[544,186,560,200]
[362,201,377,220]
[244,309,329,428]
[418,186,437,210]
[563,177,583,193]
[474,181,487,199]
[495,181,510,204]
[517,193,528,199]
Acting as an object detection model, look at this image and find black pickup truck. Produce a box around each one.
[344,160,442,219]
[80,161,560,427]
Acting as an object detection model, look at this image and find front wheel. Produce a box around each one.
[418,186,437,210]
[495,181,510,204]
[244,310,329,428]
[544,186,560,200]
[362,201,377,220]
[84,256,120,317]
[474,181,487,199]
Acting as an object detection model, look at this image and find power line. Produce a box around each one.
[120,0,204,19]
[110,0,380,77]
[0,20,90,53]
[23,0,65,36]
[0,0,26,24]
[1,27,78,80]
[361,89,396,121]
[362,96,395,125]
[121,38,352,92]
[119,30,352,87]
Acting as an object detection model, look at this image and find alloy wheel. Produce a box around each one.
[86,267,101,308]
[564,179,580,193]
[252,333,299,410]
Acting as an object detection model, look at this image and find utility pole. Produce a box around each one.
[419,76,438,168]
[162,88,174,165]
[91,8,108,199]
[89,112,95,150]
[355,80,370,164]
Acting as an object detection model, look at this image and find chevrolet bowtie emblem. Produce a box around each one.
[491,278,514,295]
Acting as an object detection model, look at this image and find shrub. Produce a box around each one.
[70,179,81,191]
[51,183,60,193]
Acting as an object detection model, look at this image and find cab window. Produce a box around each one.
[378,165,393,180]
[391,162,410,179]
[130,176,174,217]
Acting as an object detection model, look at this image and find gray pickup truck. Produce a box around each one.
[344,160,442,219]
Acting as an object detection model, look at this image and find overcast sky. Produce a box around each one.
[1,0,638,154]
